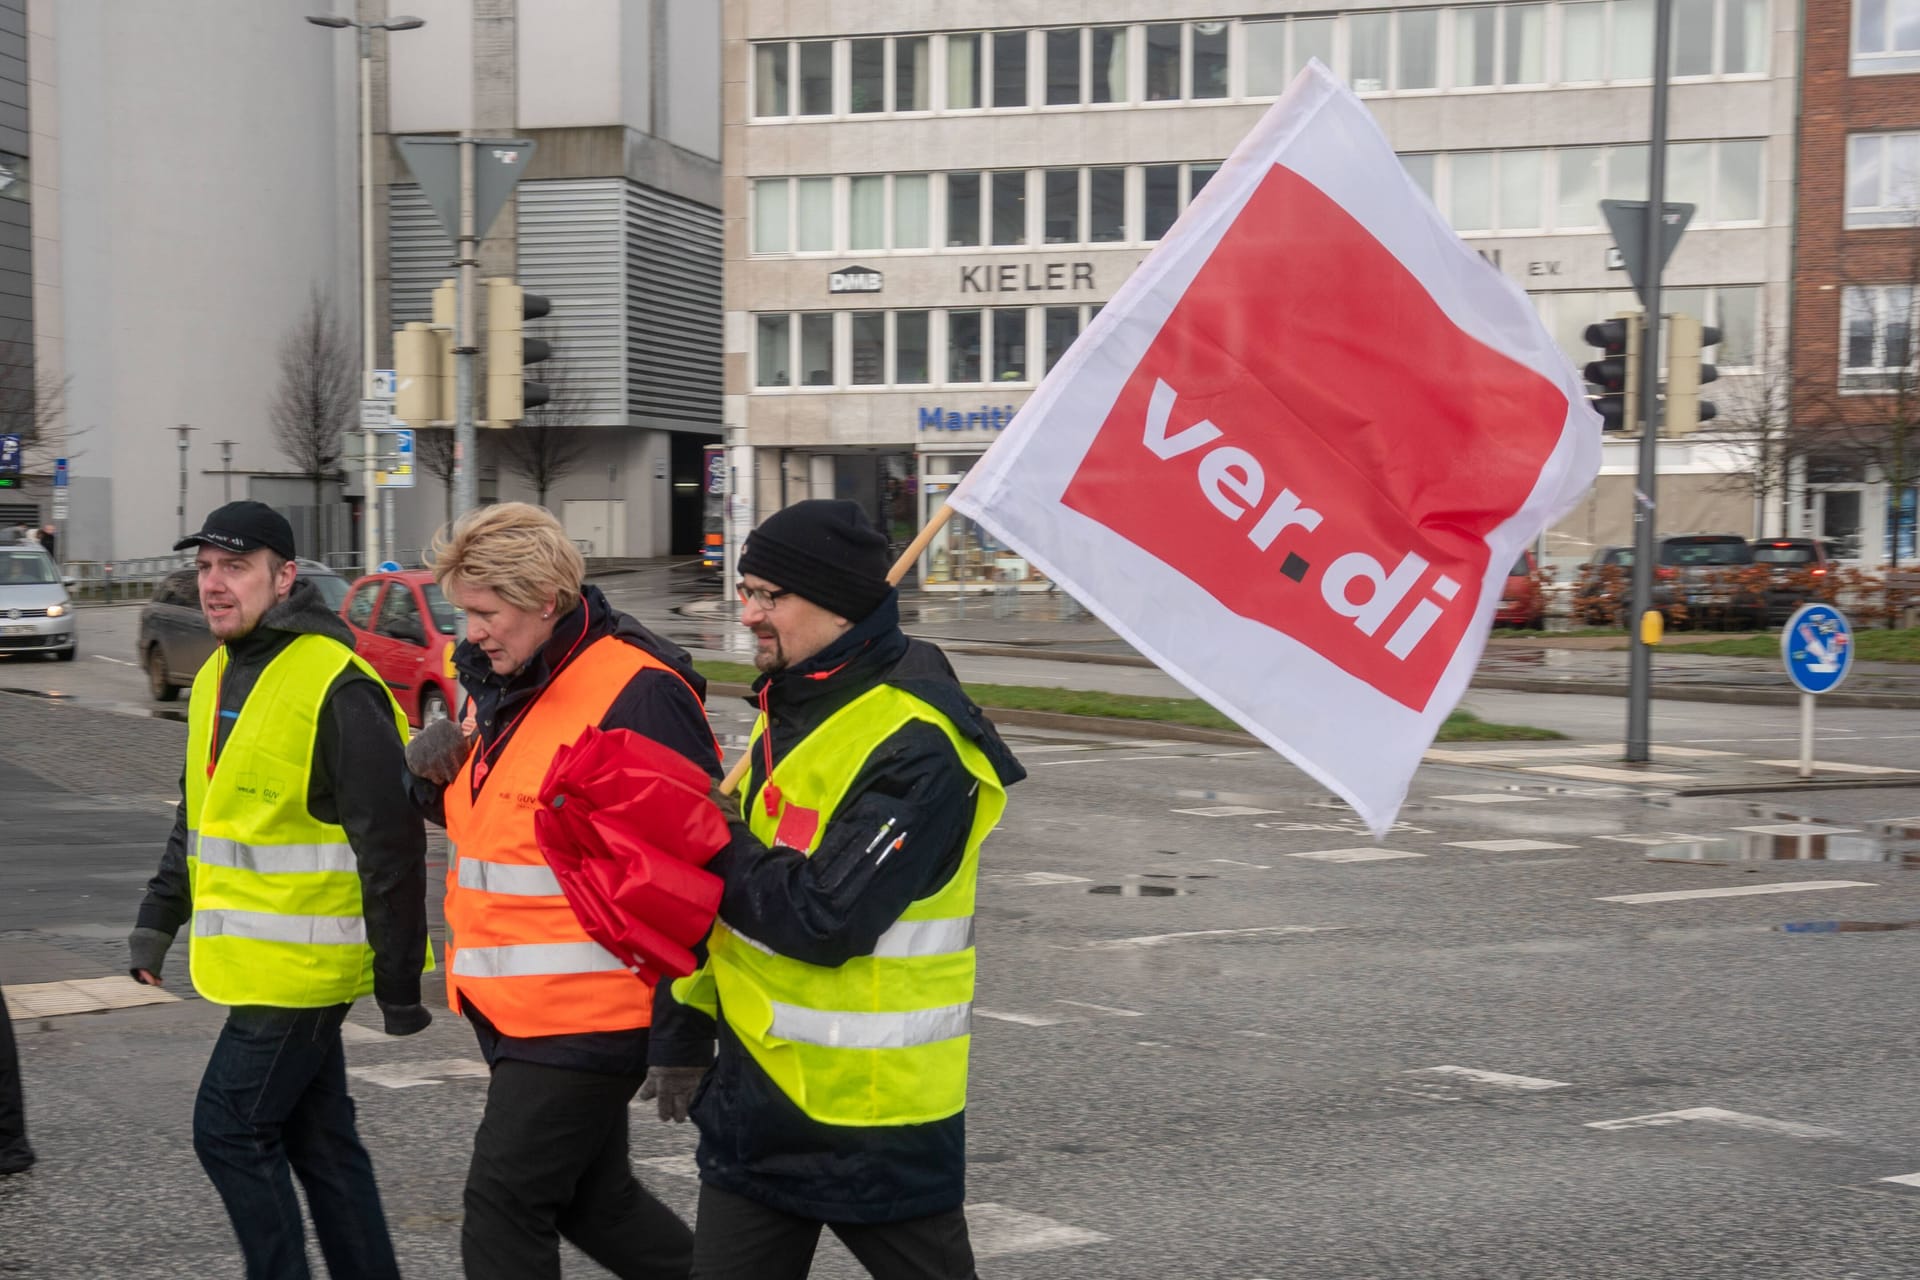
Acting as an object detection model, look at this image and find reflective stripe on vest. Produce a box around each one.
[451,940,628,979]
[768,1001,972,1050]
[196,836,358,876]
[442,633,715,1037]
[871,915,975,959]
[194,909,368,946]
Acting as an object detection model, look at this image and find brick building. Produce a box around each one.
[1790,1,1920,564]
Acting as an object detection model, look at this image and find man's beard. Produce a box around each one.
[752,630,785,674]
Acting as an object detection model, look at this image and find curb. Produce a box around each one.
[1470,674,1920,711]
[1669,777,1920,797]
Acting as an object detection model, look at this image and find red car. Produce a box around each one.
[1493,549,1545,629]
[338,570,460,727]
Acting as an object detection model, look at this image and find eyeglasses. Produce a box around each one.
[736,582,794,611]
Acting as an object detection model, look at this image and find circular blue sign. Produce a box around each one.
[378,560,402,574]
[1781,603,1853,695]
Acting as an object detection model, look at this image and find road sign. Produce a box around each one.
[371,369,397,400]
[1600,200,1694,309]
[377,427,415,489]
[361,399,392,431]
[0,434,19,475]
[1782,603,1852,695]
[53,457,67,488]
[378,560,402,573]
[395,136,536,244]
[51,494,67,520]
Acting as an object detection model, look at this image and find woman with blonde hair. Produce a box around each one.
[405,502,716,1280]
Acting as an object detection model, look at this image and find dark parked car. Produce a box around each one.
[1750,537,1838,624]
[1654,533,1762,628]
[1572,546,1633,625]
[140,559,348,700]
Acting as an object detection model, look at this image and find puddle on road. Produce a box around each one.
[1089,884,1187,897]
[1640,796,1920,868]
[1779,920,1920,933]
[0,686,187,723]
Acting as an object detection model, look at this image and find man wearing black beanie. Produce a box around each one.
[642,500,1026,1279]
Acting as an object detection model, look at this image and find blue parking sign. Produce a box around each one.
[1781,603,1852,695]
[0,434,19,475]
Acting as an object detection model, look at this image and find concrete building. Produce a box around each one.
[724,0,1800,584]
[28,0,721,565]
[1787,0,1920,565]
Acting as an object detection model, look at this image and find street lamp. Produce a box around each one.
[307,12,425,572]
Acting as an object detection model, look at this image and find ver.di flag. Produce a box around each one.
[947,63,1602,836]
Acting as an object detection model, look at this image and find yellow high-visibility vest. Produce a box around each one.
[675,684,1006,1127]
[184,633,418,1007]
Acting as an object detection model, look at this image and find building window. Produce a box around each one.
[1556,148,1601,229]
[1192,22,1229,98]
[895,175,930,249]
[1671,0,1715,75]
[1611,0,1655,78]
[1504,5,1547,84]
[1145,165,1180,240]
[753,43,789,116]
[850,38,885,113]
[1561,2,1606,80]
[799,313,835,386]
[1090,167,1126,242]
[798,41,833,115]
[1047,28,1082,105]
[1402,153,1437,201]
[949,310,983,383]
[896,311,930,384]
[796,177,832,252]
[1045,306,1081,372]
[896,36,930,111]
[1843,286,1916,391]
[991,171,1027,246]
[1191,163,1219,202]
[1350,10,1391,91]
[991,308,1028,381]
[752,179,790,254]
[1091,26,1129,102]
[848,176,885,251]
[1399,10,1442,89]
[948,34,981,109]
[1455,8,1498,86]
[1848,133,1920,228]
[851,312,885,384]
[993,30,1030,107]
[1854,0,1920,73]
[1723,0,1766,74]
[1145,24,1182,100]
[1045,169,1080,244]
[947,171,981,247]
[755,314,790,387]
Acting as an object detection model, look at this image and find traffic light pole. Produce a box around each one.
[453,137,479,524]
[1625,0,1674,764]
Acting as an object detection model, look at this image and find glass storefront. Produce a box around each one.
[916,449,1049,589]
[831,452,918,560]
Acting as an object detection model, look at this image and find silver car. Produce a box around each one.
[0,545,77,661]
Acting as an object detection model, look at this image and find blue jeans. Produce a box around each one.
[192,1003,400,1280]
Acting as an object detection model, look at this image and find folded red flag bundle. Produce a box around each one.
[534,725,729,984]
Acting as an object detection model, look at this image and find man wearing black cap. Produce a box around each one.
[127,501,429,1279]
[642,499,1025,1279]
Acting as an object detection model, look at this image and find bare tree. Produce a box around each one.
[0,329,81,473]
[495,349,595,509]
[414,427,458,528]
[1701,325,1803,537]
[269,289,357,509]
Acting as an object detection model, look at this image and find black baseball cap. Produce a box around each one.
[174,501,297,561]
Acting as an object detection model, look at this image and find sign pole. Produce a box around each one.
[453,137,479,524]
[1798,691,1814,780]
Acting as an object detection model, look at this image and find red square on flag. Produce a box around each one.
[772,802,821,852]
[1059,164,1567,711]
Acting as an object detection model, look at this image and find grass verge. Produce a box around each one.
[694,662,1563,742]
[1677,628,1920,662]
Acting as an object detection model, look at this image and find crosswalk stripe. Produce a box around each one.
[1598,881,1875,905]
[1410,1065,1570,1090]
[5,976,179,1019]
[1288,847,1424,863]
[347,1058,489,1089]
[1587,1106,1838,1138]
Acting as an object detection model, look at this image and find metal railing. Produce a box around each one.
[64,555,194,602]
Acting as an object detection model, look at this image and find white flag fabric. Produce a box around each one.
[948,64,1602,835]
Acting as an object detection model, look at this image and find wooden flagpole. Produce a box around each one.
[718,502,956,796]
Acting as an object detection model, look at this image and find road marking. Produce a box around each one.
[977,1009,1072,1027]
[968,1203,1110,1258]
[1758,760,1917,776]
[1598,881,1876,905]
[1036,755,1188,768]
[1288,847,1425,864]
[1083,924,1346,951]
[1173,804,1280,818]
[5,976,180,1019]
[1586,1106,1838,1138]
[1055,999,1143,1017]
[1434,793,1542,804]
[1208,857,1271,869]
[1410,1065,1571,1091]
[1879,1173,1920,1188]
[340,1022,386,1044]
[91,655,138,667]
[1732,823,1863,837]
[347,1058,490,1089]
[1444,839,1577,852]
[1522,764,1697,784]
[985,871,1091,886]
[1017,745,1098,754]
[1599,833,1719,847]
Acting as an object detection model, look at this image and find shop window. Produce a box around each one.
[948,34,981,109]
[1145,24,1181,100]
[993,31,1029,108]
[947,172,981,247]
[991,171,1027,246]
[752,179,789,254]
[1045,306,1080,373]
[894,174,930,249]
[752,43,789,116]
[1090,168,1126,242]
[1047,29,1082,105]
[755,314,790,387]
[851,312,884,385]
[991,308,1028,382]
[1144,165,1179,240]
[796,177,832,252]
[1842,285,1916,391]
[1847,133,1920,228]
[896,37,930,111]
[1192,22,1229,98]
[799,313,835,386]
[896,311,930,384]
[848,176,885,251]
[1045,169,1080,244]
[850,39,885,112]
[949,310,983,383]
[1091,26,1129,102]
[797,41,833,115]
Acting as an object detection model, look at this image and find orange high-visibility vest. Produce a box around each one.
[443,634,711,1036]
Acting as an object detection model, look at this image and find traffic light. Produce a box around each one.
[394,322,439,428]
[431,278,458,423]
[1666,314,1721,435]
[1583,315,1640,433]
[485,278,552,425]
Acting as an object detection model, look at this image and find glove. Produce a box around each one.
[639,1065,707,1123]
[709,777,742,826]
[406,717,474,787]
[128,926,174,985]
[378,1000,433,1037]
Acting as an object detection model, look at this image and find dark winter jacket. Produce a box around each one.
[650,592,1025,1224]
[407,584,720,1077]
[130,580,430,1008]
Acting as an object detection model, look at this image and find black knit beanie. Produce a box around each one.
[738,499,892,622]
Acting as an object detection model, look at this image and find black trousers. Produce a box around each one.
[689,1183,976,1280]
[462,1058,693,1280]
[0,986,31,1172]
